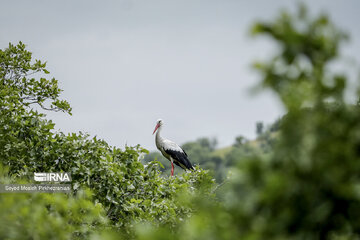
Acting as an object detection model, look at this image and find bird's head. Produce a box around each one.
[153,119,163,135]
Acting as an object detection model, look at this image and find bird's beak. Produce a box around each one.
[153,123,160,135]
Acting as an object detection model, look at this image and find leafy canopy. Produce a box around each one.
[0,41,71,114]
[0,41,215,239]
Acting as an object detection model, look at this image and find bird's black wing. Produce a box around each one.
[163,148,194,171]
[180,147,188,157]
[179,147,194,170]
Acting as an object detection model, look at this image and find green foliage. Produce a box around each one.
[0,166,107,240]
[0,102,213,236]
[0,42,215,238]
[0,41,71,114]
[182,138,218,166]
[256,121,264,136]
[181,138,225,181]
[241,6,360,237]
[251,4,348,109]
[233,135,247,147]
[2,3,358,239]
[134,5,360,240]
[224,5,359,239]
[143,151,167,173]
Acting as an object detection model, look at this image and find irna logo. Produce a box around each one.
[34,172,71,182]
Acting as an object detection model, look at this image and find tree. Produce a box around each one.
[226,4,359,239]
[256,121,264,136]
[0,41,71,114]
[233,135,246,147]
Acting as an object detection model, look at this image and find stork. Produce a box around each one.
[153,119,194,176]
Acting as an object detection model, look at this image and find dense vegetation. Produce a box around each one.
[1,4,360,240]
[0,42,214,239]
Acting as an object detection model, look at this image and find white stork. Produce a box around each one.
[153,119,194,176]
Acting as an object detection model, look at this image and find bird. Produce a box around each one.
[153,119,194,176]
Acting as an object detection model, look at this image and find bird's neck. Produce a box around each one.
[155,126,164,148]
[156,126,163,139]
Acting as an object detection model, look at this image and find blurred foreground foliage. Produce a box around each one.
[0,167,107,239]
[1,4,360,240]
[142,5,360,240]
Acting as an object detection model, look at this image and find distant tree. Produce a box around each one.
[233,135,246,147]
[256,121,264,136]
[196,137,218,152]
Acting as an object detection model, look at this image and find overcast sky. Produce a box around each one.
[1,0,359,150]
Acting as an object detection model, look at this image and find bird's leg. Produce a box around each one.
[171,160,174,177]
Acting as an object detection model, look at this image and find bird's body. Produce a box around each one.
[153,119,194,176]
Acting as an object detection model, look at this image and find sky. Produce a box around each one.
[1,0,359,150]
